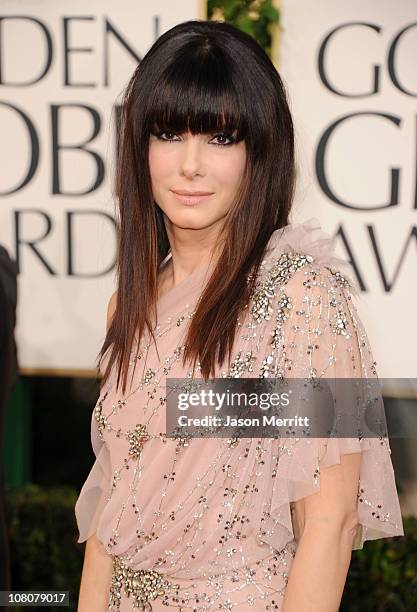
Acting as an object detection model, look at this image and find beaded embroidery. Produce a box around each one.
[109,556,168,611]
[108,546,296,611]
[80,244,402,610]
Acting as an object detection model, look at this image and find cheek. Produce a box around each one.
[217,149,246,192]
[148,150,158,180]
[148,146,169,184]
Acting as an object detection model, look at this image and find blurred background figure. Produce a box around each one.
[0,245,18,606]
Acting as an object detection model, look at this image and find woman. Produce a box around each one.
[75,20,404,611]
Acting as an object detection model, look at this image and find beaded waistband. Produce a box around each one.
[108,555,179,611]
[108,547,293,611]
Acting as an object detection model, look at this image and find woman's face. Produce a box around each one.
[148,127,246,233]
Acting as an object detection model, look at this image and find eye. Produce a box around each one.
[210,132,236,146]
[151,129,237,145]
[155,130,180,142]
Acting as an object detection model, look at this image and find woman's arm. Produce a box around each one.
[77,291,117,611]
[77,533,113,611]
[282,451,361,612]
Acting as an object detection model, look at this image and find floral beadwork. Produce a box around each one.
[228,350,257,378]
[75,221,403,611]
[251,252,313,323]
[108,546,296,611]
[127,424,152,460]
[108,556,168,611]
[94,390,108,440]
[357,481,392,523]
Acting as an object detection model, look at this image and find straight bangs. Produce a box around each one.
[101,20,296,393]
[143,48,248,142]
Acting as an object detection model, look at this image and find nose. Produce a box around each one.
[179,134,205,178]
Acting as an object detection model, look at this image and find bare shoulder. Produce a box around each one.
[106,290,118,331]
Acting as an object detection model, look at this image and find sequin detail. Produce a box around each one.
[76,232,403,611]
[251,252,313,323]
[109,556,167,610]
[108,546,296,611]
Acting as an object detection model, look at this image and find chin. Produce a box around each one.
[171,218,212,231]
[168,211,222,231]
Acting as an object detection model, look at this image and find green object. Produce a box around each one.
[341,516,417,610]
[207,0,279,58]
[2,377,31,487]
[6,484,83,612]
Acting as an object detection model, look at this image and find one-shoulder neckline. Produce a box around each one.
[155,218,331,319]
[156,253,212,318]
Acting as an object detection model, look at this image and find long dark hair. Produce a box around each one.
[100,19,295,393]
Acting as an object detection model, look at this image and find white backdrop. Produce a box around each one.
[0,0,204,373]
[279,0,417,383]
[1,1,415,385]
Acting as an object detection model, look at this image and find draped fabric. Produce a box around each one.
[74,218,403,610]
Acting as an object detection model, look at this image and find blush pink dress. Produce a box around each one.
[74,217,404,611]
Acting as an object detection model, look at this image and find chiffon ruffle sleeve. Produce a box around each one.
[250,218,404,552]
[74,352,113,544]
[73,217,404,609]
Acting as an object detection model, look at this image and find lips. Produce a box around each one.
[170,189,214,206]
[172,189,214,196]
